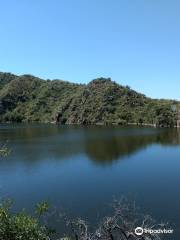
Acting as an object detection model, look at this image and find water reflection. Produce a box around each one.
[85,128,180,164]
[0,124,180,166]
[0,124,180,239]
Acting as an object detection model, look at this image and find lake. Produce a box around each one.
[0,124,180,239]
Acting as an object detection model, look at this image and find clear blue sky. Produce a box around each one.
[0,0,179,100]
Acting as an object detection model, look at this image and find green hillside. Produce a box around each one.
[0,72,178,127]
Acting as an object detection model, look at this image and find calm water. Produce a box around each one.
[0,124,180,239]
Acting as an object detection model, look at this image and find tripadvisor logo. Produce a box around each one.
[135,227,144,236]
[135,227,174,236]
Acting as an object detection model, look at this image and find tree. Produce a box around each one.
[0,197,169,240]
[62,198,168,240]
[0,200,50,240]
[155,105,176,127]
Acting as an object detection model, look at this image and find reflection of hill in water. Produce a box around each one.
[86,129,180,164]
[85,129,180,165]
[0,125,180,166]
[85,135,155,164]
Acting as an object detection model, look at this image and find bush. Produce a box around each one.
[0,200,50,240]
[0,144,10,157]
[155,105,176,127]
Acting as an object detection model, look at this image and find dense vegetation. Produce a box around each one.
[0,198,166,240]
[0,200,51,240]
[0,72,178,127]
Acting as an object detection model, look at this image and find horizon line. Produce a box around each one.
[0,70,179,102]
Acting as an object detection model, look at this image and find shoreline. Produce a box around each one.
[0,121,179,128]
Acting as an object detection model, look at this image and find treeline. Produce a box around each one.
[0,72,178,127]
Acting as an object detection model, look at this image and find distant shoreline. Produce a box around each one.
[0,121,179,128]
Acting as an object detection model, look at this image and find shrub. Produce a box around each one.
[0,200,50,240]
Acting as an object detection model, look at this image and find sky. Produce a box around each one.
[0,0,180,100]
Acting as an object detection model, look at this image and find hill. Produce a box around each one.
[0,72,178,127]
